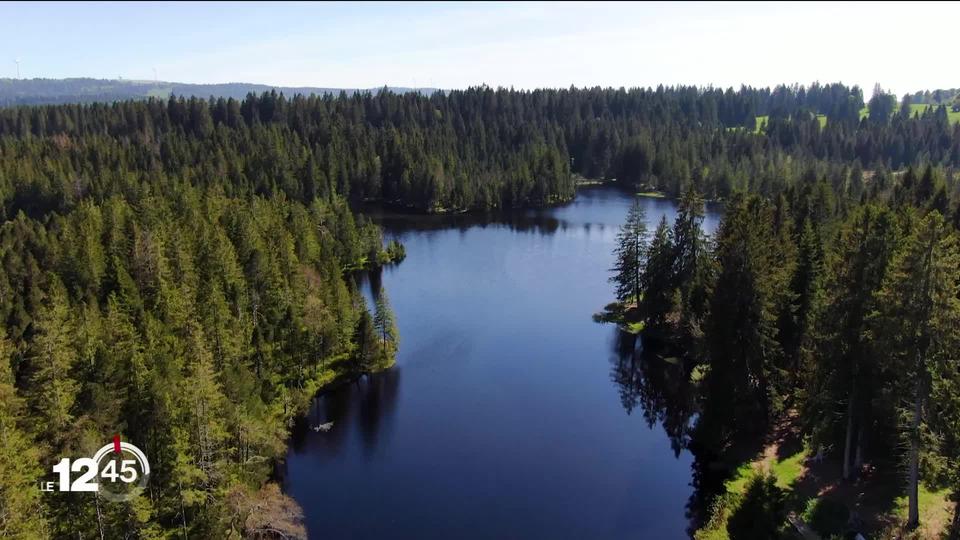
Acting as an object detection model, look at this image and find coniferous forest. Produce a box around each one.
[1,83,960,538]
[603,87,960,535]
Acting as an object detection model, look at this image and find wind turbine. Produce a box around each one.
[14,58,20,79]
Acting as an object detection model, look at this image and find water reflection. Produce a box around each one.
[368,208,568,236]
[607,329,737,536]
[357,369,401,456]
[364,267,383,300]
[608,330,697,458]
[361,191,637,237]
[290,369,402,460]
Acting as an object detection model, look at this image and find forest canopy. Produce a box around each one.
[1,83,957,215]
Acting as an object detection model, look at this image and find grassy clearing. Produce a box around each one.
[769,104,960,129]
[724,461,758,497]
[695,520,730,540]
[635,190,668,198]
[858,104,960,124]
[752,113,826,131]
[755,115,768,133]
[892,485,954,539]
[724,446,807,498]
[619,320,645,334]
[908,102,960,124]
[593,299,645,334]
[770,450,806,490]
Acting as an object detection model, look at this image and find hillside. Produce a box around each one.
[0,77,436,106]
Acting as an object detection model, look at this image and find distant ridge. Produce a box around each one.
[0,77,438,106]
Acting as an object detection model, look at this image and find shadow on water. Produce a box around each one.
[361,266,383,299]
[289,368,402,460]
[357,368,401,457]
[606,327,751,536]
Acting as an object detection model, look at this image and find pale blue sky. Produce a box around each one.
[1,1,956,95]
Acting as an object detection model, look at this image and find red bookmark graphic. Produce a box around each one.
[113,434,122,454]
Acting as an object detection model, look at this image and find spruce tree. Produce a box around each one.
[871,211,960,529]
[672,187,712,338]
[783,219,823,377]
[373,288,398,364]
[353,297,380,374]
[27,279,79,452]
[811,205,899,480]
[704,194,785,439]
[639,215,676,333]
[610,198,649,305]
[0,328,48,536]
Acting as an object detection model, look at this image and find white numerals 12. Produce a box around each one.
[52,458,98,492]
[52,458,138,491]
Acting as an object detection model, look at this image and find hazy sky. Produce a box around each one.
[1,1,956,96]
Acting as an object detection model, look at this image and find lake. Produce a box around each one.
[284,187,722,539]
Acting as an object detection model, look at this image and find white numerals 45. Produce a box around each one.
[101,459,139,483]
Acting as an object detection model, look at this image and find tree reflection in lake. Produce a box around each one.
[608,330,697,458]
[289,369,402,461]
[362,203,622,238]
[608,329,736,536]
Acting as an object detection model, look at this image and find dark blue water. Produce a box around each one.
[285,187,721,539]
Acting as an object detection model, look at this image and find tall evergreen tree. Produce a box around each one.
[26,279,79,452]
[809,205,899,480]
[783,219,823,379]
[352,297,380,374]
[610,198,649,304]
[703,194,786,441]
[373,287,399,363]
[672,187,712,340]
[871,211,960,529]
[0,328,48,536]
[640,216,676,333]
